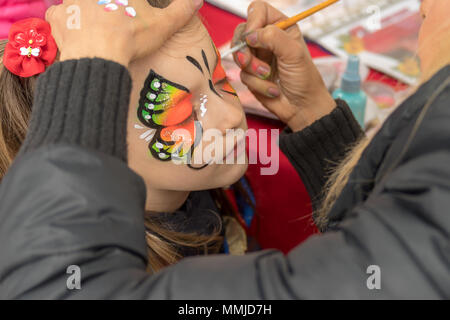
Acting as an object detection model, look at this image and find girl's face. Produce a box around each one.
[127,18,248,194]
[418,0,450,78]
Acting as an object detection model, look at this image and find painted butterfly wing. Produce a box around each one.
[138,70,202,161]
[138,70,193,128]
[150,121,203,161]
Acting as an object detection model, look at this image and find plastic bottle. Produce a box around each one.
[332,55,367,128]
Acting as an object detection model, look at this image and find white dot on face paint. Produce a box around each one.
[156,142,164,149]
[145,115,151,120]
[154,82,161,88]
[149,94,156,100]
[147,104,154,110]
[159,153,166,159]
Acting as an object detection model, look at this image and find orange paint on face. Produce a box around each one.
[212,45,227,84]
[222,82,236,95]
[212,63,227,84]
[160,119,196,154]
[158,94,193,127]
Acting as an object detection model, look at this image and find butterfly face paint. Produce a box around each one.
[137,70,202,162]
[137,45,240,167]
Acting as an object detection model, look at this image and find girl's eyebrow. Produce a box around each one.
[186,55,203,74]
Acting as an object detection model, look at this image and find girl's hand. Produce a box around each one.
[232,1,335,132]
[46,0,202,67]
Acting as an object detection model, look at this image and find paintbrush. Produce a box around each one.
[221,0,341,59]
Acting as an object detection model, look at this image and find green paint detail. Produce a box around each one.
[152,143,160,153]
[156,94,169,103]
[152,113,164,125]
[151,79,161,91]
[151,99,167,111]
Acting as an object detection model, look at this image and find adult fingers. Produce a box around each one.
[231,23,252,68]
[240,72,294,122]
[131,0,201,59]
[245,25,305,63]
[245,0,288,33]
[241,72,301,125]
[45,4,58,22]
[240,71,280,99]
[232,23,273,80]
[154,0,202,38]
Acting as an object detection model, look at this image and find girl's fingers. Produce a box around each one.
[240,71,280,98]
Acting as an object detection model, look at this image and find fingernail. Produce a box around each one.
[245,32,258,46]
[256,65,271,79]
[251,61,270,79]
[236,51,247,67]
[242,30,252,37]
[267,87,280,98]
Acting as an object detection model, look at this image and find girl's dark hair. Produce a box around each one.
[147,0,172,8]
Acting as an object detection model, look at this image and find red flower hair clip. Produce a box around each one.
[3,18,58,78]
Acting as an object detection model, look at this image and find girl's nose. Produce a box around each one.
[205,95,244,134]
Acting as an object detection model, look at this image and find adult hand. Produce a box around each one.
[232,1,336,132]
[46,0,203,67]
